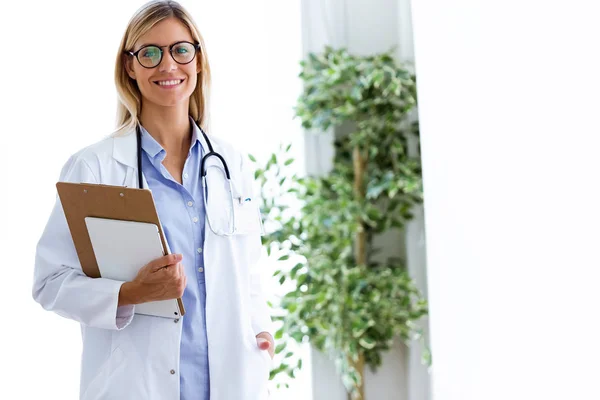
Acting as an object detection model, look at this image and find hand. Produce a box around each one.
[121,254,187,305]
[256,332,275,359]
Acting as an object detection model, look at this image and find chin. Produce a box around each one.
[148,91,194,108]
[142,82,196,109]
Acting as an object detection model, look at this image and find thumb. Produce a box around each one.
[256,337,271,351]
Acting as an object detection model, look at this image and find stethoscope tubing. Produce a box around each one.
[135,122,236,236]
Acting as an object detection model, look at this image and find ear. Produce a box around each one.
[124,53,136,80]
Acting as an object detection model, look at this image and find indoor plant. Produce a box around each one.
[252,47,428,399]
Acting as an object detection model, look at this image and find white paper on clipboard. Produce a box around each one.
[84,216,181,319]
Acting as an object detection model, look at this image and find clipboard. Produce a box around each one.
[56,182,185,317]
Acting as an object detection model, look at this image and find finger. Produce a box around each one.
[256,338,271,351]
[165,263,182,279]
[169,263,182,280]
[178,265,186,281]
[150,254,182,272]
[166,253,183,266]
[164,260,184,276]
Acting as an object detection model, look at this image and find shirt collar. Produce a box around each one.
[189,116,202,151]
[139,116,203,160]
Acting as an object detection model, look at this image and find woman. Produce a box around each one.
[32,1,274,399]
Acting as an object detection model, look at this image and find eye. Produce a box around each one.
[141,47,160,58]
[175,46,189,54]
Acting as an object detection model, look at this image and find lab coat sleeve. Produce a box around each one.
[32,153,135,330]
[249,266,274,336]
[241,153,274,336]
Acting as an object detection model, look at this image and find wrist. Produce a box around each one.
[119,281,143,306]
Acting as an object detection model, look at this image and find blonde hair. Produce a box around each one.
[113,0,211,136]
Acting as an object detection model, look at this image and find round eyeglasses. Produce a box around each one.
[126,41,201,69]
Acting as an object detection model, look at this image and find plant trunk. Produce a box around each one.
[347,352,366,400]
[350,145,367,400]
[353,145,367,268]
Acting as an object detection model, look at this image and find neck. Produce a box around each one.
[139,102,191,158]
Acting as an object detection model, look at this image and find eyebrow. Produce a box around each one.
[134,41,193,51]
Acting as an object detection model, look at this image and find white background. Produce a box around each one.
[0,1,309,398]
[411,1,600,400]
[5,1,600,400]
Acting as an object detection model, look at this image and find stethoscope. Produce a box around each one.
[135,122,237,236]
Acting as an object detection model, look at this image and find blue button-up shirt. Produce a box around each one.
[139,120,210,400]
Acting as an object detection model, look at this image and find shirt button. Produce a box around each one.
[183,173,189,179]
[198,267,204,273]
[192,217,199,223]
[197,247,203,254]
[187,201,193,207]
[170,369,176,375]
[174,318,179,323]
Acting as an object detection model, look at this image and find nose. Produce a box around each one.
[158,51,178,73]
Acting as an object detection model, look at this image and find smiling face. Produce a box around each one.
[125,17,200,109]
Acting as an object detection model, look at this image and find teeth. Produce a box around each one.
[157,80,182,86]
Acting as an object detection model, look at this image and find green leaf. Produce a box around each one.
[359,337,376,350]
[284,158,295,166]
[290,263,303,279]
[275,343,286,354]
[366,183,386,199]
[248,154,257,162]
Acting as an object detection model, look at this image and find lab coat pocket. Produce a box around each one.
[81,347,125,400]
[231,179,264,236]
[233,197,264,235]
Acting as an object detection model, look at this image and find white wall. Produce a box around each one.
[395,1,432,400]
[300,2,347,399]
[411,1,600,400]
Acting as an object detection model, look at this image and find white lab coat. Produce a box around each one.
[32,128,273,400]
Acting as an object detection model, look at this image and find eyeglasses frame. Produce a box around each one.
[125,41,201,69]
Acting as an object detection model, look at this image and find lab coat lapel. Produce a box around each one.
[112,130,149,189]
